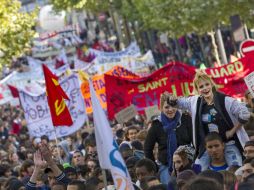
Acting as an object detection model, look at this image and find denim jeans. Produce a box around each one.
[158,164,170,184]
[195,142,242,171]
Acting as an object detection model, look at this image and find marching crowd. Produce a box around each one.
[0,71,254,190]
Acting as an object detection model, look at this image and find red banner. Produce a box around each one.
[105,54,254,120]
[80,66,140,114]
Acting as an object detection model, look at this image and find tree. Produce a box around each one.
[50,0,254,36]
[121,0,254,36]
[0,0,36,68]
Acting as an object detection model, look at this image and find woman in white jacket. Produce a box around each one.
[168,71,250,170]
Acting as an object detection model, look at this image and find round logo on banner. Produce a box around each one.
[240,39,254,57]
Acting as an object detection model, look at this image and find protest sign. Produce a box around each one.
[244,71,254,97]
[115,104,137,124]
[105,53,254,119]
[80,66,140,114]
[19,75,87,139]
[88,41,141,59]
[90,50,155,74]
[145,105,161,121]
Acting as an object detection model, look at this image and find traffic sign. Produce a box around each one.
[240,39,254,57]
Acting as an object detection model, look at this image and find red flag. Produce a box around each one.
[42,64,73,126]
[55,59,65,69]
[8,85,19,98]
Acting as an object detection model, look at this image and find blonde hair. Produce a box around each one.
[160,91,171,110]
[193,70,217,95]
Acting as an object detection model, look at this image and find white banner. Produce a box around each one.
[90,50,155,74]
[19,75,87,140]
[88,42,141,65]
[244,71,254,97]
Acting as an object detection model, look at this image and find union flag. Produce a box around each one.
[42,64,73,126]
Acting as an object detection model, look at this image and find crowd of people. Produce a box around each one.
[0,70,253,190]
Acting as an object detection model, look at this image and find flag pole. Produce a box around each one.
[53,127,63,164]
[102,169,108,190]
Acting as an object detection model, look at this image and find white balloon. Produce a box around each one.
[39,5,66,31]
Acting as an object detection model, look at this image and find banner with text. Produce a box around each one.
[88,41,141,60]
[19,75,87,139]
[105,53,254,119]
[80,66,140,114]
[90,50,155,74]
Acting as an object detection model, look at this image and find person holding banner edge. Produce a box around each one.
[167,70,250,171]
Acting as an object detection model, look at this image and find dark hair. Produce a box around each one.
[67,180,86,190]
[116,129,125,139]
[205,132,223,145]
[4,177,24,190]
[243,158,254,167]
[73,150,83,156]
[76,165,89,177]
[234,182,254,190]
[147,184,167,190]
[86,176,100,184]
[199,170,224,186]
[0,164,11,177]
[135,158,157,173]
[220,170,236,190]
[140,176,158,190]
[20,159,34,177]
[41,135,49,142]
[131,140,143,151]
[126,156,140,168]
[125,126,139,141]
[52,181,67,190]
[183,176,223,190]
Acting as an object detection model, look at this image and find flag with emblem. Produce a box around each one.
[42,64,73,126]
[89,79,134,190]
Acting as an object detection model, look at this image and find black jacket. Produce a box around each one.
[144,113,192,165]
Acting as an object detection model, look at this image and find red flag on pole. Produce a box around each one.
[42,64,73,126]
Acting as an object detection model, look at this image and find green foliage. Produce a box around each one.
[50,0,254,37]
[0,0,36,68]
[50,0,109,12]
[121,0,254,36]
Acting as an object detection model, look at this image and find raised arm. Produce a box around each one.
[26,151,46,190]
[168,93,196,113]
[40,144,71,185]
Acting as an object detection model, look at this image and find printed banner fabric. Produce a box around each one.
[80,66,140,114]
[105,53,254,119]
[19,75,87,139]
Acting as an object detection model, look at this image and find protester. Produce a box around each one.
[242,158,254,182]
[0,37,254,190]
[182,176,223,190]
[172,146,200,177]
[204,132,228,171]
[167,71,250,170]
[144,114,169,184]
[72,150,86,168]
[220,170,237,190]
[160,92,193,172]
[135,158,157,187]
